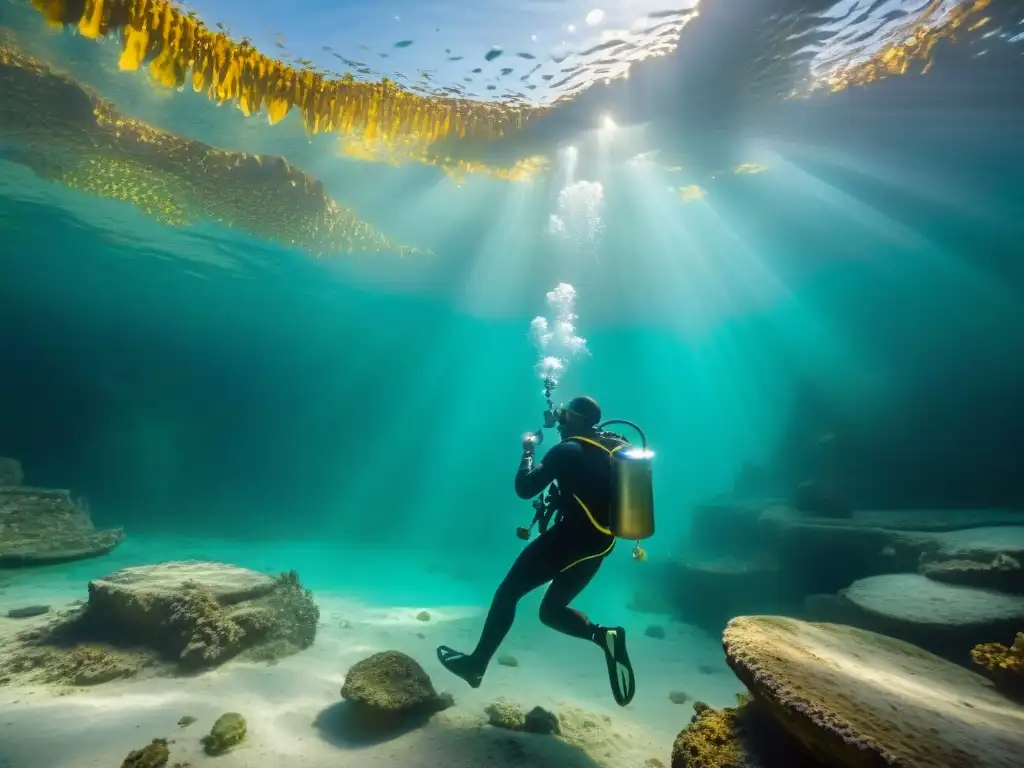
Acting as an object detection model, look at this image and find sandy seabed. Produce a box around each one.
[0,536,743,768]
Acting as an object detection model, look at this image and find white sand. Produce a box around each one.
[0,537,744,768]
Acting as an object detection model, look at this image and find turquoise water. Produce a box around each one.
[2,0,1024,766]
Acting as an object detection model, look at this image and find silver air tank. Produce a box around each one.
[600,420,656,540]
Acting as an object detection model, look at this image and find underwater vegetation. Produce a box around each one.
[972,632,1024,700]
[0,40,418,256]
[27,0,538,146]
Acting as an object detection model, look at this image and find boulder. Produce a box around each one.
[23,561,321,673]
[0,486,122,567]
[841,573,1024,660]
[723,616,1024,767]
[340,651,452,727]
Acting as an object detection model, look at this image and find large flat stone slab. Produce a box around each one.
[929,527,1024,559]
[90,561,277,607]
[846,574,1024,628]
[839,573,1024,660]
[724,616,1024,767]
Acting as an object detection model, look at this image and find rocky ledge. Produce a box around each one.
[0,456,123,568]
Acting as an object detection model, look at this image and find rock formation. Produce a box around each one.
[645,494,1024,639]
[202,712,247,756]
[340,650,453,731]
[716,616,1024,767]
[0,561,319,685]
[0,459,123,567]
[838,573,1024,659]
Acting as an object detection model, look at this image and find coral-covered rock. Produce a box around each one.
[723,616,1024,767]
[203,712,246,755]
[341,651,452,725]
[972,632,1024,700]
[486,699,526,730]
[671,700,744,768]
[0,486,122,567]
[0,562,320,682]
[670,697,821,768]
[80,562,319,670]
[0,457,23,487]
[120,738,169,768]
[841,573,1024,659]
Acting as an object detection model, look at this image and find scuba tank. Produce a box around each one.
[598,419,656,542]
[519,416,656,561]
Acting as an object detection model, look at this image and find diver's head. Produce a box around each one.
[556,396,601,439]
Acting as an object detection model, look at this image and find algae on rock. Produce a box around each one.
[972,631,1024,699]
[1,561,321,686]
[203,712,247,755]
[120,738,169,768]
[341,650,452,716]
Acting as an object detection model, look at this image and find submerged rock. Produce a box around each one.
[497,653,519,667]
[645,624,667,639]
[486,699,526,730]
[120,738,169,768]
[0,485,122,567]
[842,572,1024,658]
[921,553,1024,593]
[524,706,560,735]
[723,616,1024,767]
[972,631,1024,700]
[341,651,453,727]
[670,697,820,768]
[6,605,49,619]
[82,561,319,670]
[0,562,319,685]
[203,712,246,755]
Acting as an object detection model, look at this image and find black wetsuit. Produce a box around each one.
[468,435,617,669]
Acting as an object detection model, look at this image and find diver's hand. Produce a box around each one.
[521,433,538,454]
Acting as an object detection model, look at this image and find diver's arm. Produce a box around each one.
[514,441,569,499]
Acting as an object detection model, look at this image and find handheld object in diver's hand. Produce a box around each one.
[516,526,531,540]
[543,408,557,429]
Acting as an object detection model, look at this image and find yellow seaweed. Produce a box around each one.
[29,0,544,145]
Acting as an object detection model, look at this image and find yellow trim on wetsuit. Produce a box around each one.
[556,435,623,571]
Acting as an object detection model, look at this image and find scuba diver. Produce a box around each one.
[437,395,637,707]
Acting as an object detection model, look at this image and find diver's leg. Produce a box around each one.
[537,555,603,639]
[540,542,636,707]
[437,530,561,688]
